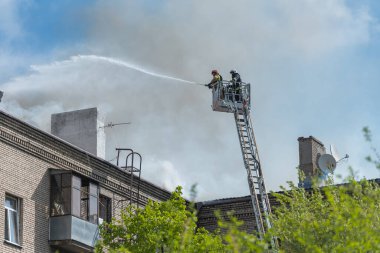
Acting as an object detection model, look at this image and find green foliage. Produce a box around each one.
[217,212,269,253]
[97,181,380,253]
[271,180,380,253]
[95,186,225,253]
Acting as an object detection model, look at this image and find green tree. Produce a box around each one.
[95,186,268,253]
[95,186,226,253]
[271,179,380,253]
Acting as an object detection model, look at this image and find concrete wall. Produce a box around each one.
[51,108,105,159]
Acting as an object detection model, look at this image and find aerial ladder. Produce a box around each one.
[210,80,274,241]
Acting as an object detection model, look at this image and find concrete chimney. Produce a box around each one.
[51,108,105,159]
[297,136,326,188]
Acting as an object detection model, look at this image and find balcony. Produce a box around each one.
[49,215,99,252]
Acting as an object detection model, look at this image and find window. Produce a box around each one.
[4,195,20,245]
[50,172,103,224]
[99,195,112,224]
[50,173,71,216]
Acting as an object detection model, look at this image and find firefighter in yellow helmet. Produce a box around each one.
[207,70,223,89]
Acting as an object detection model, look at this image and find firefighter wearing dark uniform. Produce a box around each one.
[230,70,242,101]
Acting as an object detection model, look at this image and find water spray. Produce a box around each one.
[73,55,205,86]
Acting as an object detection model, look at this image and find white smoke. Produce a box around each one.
[0,0,379,200]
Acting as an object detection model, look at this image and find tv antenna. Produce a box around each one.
[330,144,349,162]
[99,122,131,129]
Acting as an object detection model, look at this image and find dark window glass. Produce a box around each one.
[62,173,71,187]
[51,173,72,216]
[51,174,61,188]
[99,195,112,223]
[51,187,63,216]
[61,188,71,215]
[51,186,71,216]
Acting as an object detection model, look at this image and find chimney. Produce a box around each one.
[51,107,105,159]
[297,136,326,188]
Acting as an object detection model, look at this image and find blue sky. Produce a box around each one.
[1,0,380,200]
[4,1,89,52]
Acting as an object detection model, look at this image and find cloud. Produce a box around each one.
[270,0,374,55]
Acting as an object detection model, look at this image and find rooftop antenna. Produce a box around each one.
[330,144,349,162]
[99,121,131,129]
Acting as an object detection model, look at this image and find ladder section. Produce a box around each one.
[234,109,272,237]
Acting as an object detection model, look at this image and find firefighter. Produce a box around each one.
[230,70,242,101]
[207,70,222,89]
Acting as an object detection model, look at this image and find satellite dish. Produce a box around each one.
[318,154,337,177]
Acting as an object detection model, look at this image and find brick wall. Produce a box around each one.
[0,140,51,252]
[196,194,279,234]
[298,136,326,187]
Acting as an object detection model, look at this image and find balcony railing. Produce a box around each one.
[49,215,99,252]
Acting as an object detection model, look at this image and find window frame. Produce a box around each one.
[4,194,21,246]
[50,171,103,225]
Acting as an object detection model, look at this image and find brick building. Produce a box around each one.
[0,109,171,253]
[1,105,368,251]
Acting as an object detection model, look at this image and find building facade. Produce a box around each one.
[0,110,171,252]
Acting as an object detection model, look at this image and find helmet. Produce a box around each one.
[230,70,236,74]
[211,69,218,75]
